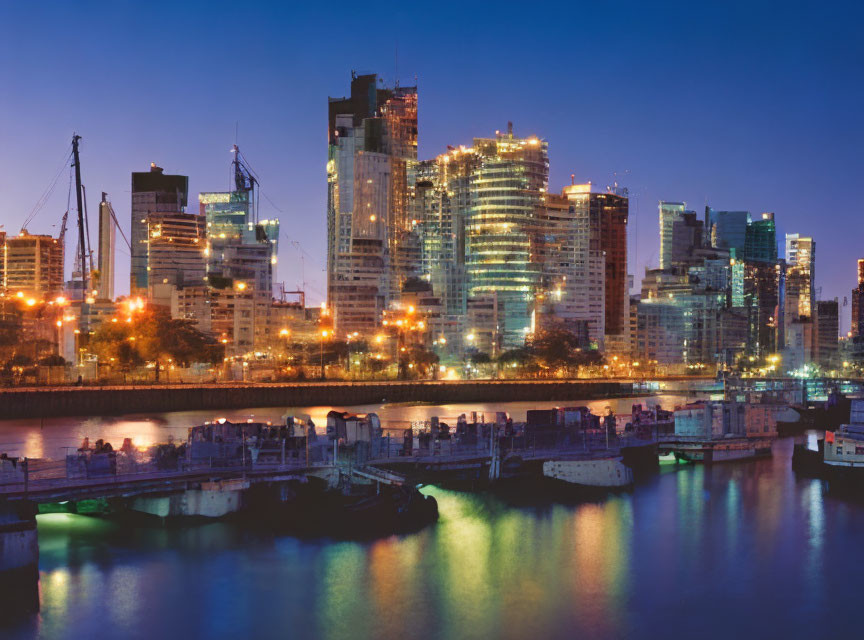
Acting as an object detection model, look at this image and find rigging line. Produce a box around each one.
[237,151,283,215]
[82,185,94,278]
[280,232,320,265]
[65,166,73,216]
[106,202,131,251]
[21,145,73,231]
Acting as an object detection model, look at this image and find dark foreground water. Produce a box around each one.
[5,435,864,639]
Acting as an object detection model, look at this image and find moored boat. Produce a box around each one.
[822,400,864,491]
[542,455,634,489]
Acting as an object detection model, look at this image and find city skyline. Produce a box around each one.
[1,2,861,331]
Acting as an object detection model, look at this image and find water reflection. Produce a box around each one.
[0,395,691,459]
[8,410,864,638]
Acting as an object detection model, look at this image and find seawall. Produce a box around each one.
[0,380,636,419]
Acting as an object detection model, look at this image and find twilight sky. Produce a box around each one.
[1,1,861,330]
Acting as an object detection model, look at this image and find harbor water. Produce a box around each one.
[3,397,864,639]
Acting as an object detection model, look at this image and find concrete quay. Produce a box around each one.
[0,380,637,419]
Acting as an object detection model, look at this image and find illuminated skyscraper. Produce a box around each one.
[327,72,418,334]
[784,233,815,320]
[539,183,628,350]
[466,125,548,349]
[131,164,188,296]
[146,212,206,290]
[851,259,864,337]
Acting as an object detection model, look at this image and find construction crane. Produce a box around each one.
[71,134,90,295]
[58,210,68,245]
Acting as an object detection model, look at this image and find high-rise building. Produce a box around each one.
[540,183,628,349]
[705,208,749,254]
[784,233,815,320]
[96,193,116,301]
[146,212,206,290]
[466,126,548,349]
[659,201,686,270]
[1,230,64,297]
[327,72,418,335]
[733,258,784,356]
[417,150,476,321]
[200,190,278,296]
[852,259,864,337]
[744,213,777,263]
[131,164,188,296]
[597,190,629,343]
[815,300,838,370]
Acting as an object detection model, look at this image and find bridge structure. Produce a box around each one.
[0,451,409,588]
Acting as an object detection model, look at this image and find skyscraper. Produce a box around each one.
[146,212,206,290]
[327,72,418,335]
[705,208,749,254]
[784,233,815,319]
[744,213,777,263]
[131,164,189,296]
[659,201,686,270]
[541,183,628,349]
[815,300,838,370]
[851,259,864,337]
[466,126,548,349]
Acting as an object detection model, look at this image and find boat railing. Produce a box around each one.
[0,449,332,494]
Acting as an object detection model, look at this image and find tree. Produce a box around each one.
[526,327,599,376]
[400,345,439,379]
[89,306,223,370]
[38,354,66,367]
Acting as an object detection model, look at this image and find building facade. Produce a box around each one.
[1,230,64,297]
[131,164,188,296]
[327,72,418,335]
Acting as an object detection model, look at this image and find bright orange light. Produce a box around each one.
[321,330,330,338]
[15,292,24,299]
[407,305,415,314]
[25,298,37,307]
[279,328,290,337]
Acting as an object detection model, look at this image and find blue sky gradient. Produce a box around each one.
[1,1,861,329]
